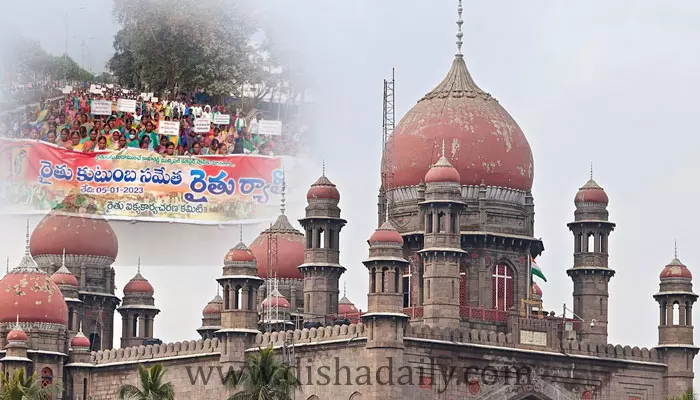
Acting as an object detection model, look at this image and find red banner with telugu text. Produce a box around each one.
[0,138,283,224]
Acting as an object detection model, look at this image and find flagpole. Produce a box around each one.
[527,252,531,301]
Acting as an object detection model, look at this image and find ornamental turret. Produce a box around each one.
[118,259,159,348]
[418,143,467,329]
[653,249,698,398]
[567,172,615,345]
[298,168,347,326]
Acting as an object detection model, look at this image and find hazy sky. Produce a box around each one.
[3,0,700,380]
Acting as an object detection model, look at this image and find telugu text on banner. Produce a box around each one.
[0,139,283,224]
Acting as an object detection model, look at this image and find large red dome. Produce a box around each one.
[0,255,68,326]
[30,212,118,259]
[250,214,305,280]
[383,56,533,191]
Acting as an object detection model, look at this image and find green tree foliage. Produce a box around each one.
[668,389,698,400]
[0,35,93,84]
[109,0,274,97]
[226,346,299,400]
[0,369,61,400]
[117,363,175,400]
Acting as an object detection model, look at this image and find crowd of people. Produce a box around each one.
[0,84,304,157]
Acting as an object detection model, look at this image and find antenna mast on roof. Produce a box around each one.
[381,68,396,223]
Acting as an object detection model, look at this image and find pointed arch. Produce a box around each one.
[507,393,555,400]
[349,392,363,400]
[492,261,515,311]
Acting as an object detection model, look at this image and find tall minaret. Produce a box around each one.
[419,142,466,329]
[217,237,264,366]
[654,247,698,398]
[298,165,347,325]
[566,170,615,345]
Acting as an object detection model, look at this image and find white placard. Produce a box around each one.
[147,92,154,99]
[139,93,148,99]
[91,100,113,116]
[213,114,231,125]
[194,119,211,133]
[122,89,130,94]
[106,84,114,89]
[520,330,547,346]
[150,97,159,103]
[158,121,180,136]
[117,99,137,114]
[258,120,283,136]
[61,87,72,94]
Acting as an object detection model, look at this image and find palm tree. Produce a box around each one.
[226,346,300,400]
[0,368,61,400]
[117,363,175,400]
[668,389,697,400]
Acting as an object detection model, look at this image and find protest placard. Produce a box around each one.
[117,99,137,114]
[194,119,211,133]
[213,114,231,125]
[259,120,283,136]
[158,121,180,136]
[91,100,113,116]
[151,97,159,103]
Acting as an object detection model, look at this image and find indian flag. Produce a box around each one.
[531,256,547,282]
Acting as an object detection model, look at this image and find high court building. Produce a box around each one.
[0,4,696,400]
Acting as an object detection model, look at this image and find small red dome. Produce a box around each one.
[532,282,543,297]
[660,258,693,280]
[50,266,79,287]
[71,331,91,348]
[30,211,118,259]
[0,259,68,326]
[383,56,534,191]
[224,245,256,263]
[250,215,305,280]
[368,221,403,245]
[262,296,290,309]
[575,179,609,205]
[7,327,28,342]
[203,295,223,316]
[123,273,154,294]
[338,296,359,315]
[306,175,340,201]
[424,156,461,184]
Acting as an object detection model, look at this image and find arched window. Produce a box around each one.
[247,286,255,311]
[370,268,376,293]
[236,286,243,310]
[673,302,680,325]
[587,233,595,253]
[450,213,458,234]
[459,263,467,306]
[403,273,411,307]
[68,307,74,331]
[132,314,139,337]
[686,301,692,326]
[492,263,514,311]
[223,285,230,310]
[394,268,400,294]
[40,367,53,388]
[437,211,445,233]
[89,333,100,351]
[660,301,667,325]
[426,213,433,233]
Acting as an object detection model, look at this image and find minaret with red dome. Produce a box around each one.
[118,259,160,348]
[653,249,698,397]
[380,2,543,324]
[30,194,120,350]
[567,171,615,345]
[418,143,466,329]
[2,316,31,378]
[197,290,223,340]
[298,166,347,325]
[217,238,264,365]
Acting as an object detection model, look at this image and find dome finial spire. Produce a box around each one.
[441,139,446,158]
[239,224,243,243]
[456,0,464,55]
[322,159,326,176]
[78,321,83,334]
[61,248,66,268]
[137,256,141,274]
[343,280,347,298]
[590,162,594,180]
[216,284,220,296]
[24,219,30,256]
[280,167,287,215]
[675,239,678,259]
